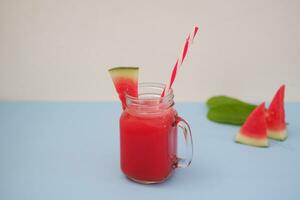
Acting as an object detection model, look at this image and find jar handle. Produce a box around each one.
[175,116,193,168]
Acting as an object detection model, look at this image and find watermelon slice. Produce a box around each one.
[266,85,287,141]
[235,103,268,147]
[109,67,139,109]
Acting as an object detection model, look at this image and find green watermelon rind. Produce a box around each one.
[207,103,256,125]
[235,132,268,147]
[109,67,139,78]
[206,95,257,109]
[267,129,287,141]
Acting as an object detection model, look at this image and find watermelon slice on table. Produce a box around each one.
[266,85,287,141]
[235,103,268,147]
[109,67,139,109]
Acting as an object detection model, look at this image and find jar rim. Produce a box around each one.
[125,82,174,102]
[125,82,174,113]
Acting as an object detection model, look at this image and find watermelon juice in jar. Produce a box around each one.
[120,83,193,184]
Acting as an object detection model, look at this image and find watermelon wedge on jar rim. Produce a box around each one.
[235,103,268,147]
[266,85,287,141]
[108,67,139,110]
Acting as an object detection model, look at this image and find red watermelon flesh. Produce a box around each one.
[266,85,287,141]
[109,67,139,110]
[235,103,268,147]
[266,85,286,130]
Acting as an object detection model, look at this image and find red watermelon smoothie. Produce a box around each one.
[119,83,193,184]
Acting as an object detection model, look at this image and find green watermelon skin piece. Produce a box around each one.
[109,67,139,110]
[235,102,268,147]
[266,85,287,141]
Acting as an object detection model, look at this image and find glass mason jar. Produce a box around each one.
[119,83,193,184]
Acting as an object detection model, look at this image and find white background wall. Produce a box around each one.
[0,0,299,102]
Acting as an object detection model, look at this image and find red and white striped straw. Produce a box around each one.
[161,26,199,97]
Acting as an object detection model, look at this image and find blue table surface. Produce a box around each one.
[0,102,299,200]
